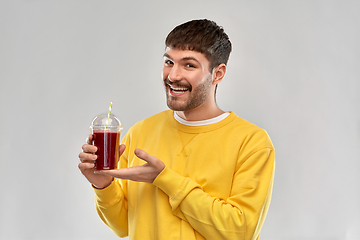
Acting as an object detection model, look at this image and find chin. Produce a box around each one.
[167,100,186,111]
[167,101,199,112]
[167,103,184,111]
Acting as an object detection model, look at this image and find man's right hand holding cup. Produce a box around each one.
[78,134,125,189]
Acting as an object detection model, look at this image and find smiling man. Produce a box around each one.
[79,19,275,240]
[162,48,225,120]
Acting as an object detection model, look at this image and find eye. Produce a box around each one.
[164,59,173,66]
[186,63,195,68]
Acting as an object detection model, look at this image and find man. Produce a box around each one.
[79,19,275,240]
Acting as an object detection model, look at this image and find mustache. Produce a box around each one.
[164,78,192,90]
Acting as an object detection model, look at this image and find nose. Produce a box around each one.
[168,64,182,82]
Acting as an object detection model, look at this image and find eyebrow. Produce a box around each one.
[163,53,201,65]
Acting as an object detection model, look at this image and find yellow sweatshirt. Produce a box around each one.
[94,110,275,240]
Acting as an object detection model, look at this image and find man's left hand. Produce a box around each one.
[96,148,165,183]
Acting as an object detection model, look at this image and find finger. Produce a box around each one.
[95,168,132,178]
[87,134,94,144]
[134,149,157,165]
[96,167,142,180]
[78,152,97,163]
[82,144,97,153]
[78,162,95,171]
[119,144,126,156]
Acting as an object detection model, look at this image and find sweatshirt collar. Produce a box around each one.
[174,112,231,127]
[168,110,237,133]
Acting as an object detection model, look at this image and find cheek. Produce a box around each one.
[189,73,208,86]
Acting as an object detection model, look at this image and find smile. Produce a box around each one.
[167,84,189,95]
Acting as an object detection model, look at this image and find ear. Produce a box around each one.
[211,64,227,85]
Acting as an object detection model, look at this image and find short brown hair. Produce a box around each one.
[165,19,232,71]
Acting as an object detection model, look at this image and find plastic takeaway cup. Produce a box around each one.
[90,113,123,170]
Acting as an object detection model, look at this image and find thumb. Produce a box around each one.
[134,149,156,165]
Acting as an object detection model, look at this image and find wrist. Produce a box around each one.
[92,177,114,189]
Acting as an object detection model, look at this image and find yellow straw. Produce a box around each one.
[106,102,113,127]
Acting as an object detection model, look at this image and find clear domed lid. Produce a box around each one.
[90,113,122,129]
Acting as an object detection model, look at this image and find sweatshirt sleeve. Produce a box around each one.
[153,147,275,240]
[93,179,129,238]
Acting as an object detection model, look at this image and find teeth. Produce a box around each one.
[169,85,188,91]
[172,87,188,91]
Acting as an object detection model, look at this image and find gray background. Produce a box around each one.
[0,0,359,239]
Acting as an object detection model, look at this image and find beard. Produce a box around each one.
[164,76,213,111]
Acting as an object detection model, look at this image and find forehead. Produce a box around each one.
[164,47,209,65]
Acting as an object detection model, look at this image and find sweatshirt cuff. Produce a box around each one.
[93,180,120,204]
[153,166,201,199]
[153,166,185,198]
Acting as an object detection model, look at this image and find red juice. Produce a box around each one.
[93,130,120,170]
